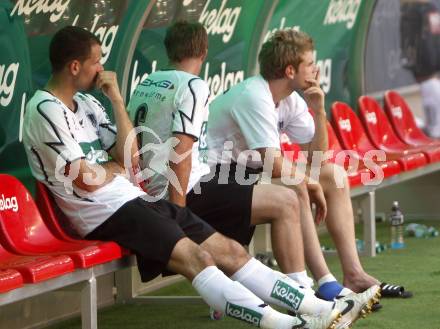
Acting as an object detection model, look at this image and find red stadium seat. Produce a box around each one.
[35,181,130,255]
[326,122,374,186]
[0,174,123,268]
[358,96,440,163]
[384,90,440,147]
[0,269,23,293]
[330,101,423,171]
[0,242,74,283]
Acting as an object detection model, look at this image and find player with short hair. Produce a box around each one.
[128,21,380,329]
[23,25,352,329]
[207,28,384,304]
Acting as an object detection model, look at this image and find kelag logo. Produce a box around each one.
[225,302,262,326]
[199,0,241,43]
[323,0,361,29]
[270,280,304,310]
[11,0,70,23]
[0,62,19,107]
[10,0,118,64]
[203,62,243,103]
[0,194,19,212]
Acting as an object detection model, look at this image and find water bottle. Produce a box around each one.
[389,201,405,249]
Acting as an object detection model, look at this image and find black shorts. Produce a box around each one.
[186,163,260,246]
[85,197,215,282]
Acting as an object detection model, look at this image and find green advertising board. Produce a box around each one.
[0,0,33,187]
[267,0,375,111]
[124,0,276,104]
[1,0,134,187]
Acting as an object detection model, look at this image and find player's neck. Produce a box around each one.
[267,79,294,106]
[168,58,202,76]
[45,75,77,112]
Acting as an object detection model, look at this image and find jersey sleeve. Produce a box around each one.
[35,100,85,175]
[85,94,117,151]
[172,78,210,141]
[230,97,280,150]
[283,93,315,144]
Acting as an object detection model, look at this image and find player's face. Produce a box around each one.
[77,43,103,91]
[293,50,318,90]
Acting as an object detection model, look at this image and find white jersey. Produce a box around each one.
[23,90,145,237]
[207,75,315,169]
[127,70,210,199]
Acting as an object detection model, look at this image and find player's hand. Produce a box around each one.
[303,68,325,114]
[307,182,327,224]
[96,71,123,104]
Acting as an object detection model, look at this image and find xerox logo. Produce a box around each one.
[199,0,241,43]
[339,118,352,132]
[365,112,378,125]
[0,62,19,107]
[0,194,19,212]
[324,0,361,29]
[11,0,70,23]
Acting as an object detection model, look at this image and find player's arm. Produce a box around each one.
[300,68,328,161]
[168,134,194,207]
[70,159,125,192]
[257,147,327,224]
[168,78,209,207]
[96,71,139,169]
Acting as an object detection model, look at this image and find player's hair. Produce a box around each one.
[259,29,314,80]
[164,20,208,63]
[50,26,102,73]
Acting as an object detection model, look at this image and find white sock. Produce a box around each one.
[317,273,338,286]
[192,266,298,329]
[231,258,333,316]
[318,273,353,297]
[287,270,315,289]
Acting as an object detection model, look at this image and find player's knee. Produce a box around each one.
[272,186,300,221]
[226,238,249,263]
[194,248,215,268]
[321,163,348,190]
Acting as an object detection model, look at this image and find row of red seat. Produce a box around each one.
[282,90,440,187]
[0,174,126,293]
[1,90,439,295]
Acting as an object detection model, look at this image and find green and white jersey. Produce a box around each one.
[23,90,145,237]
[127,70,210,199]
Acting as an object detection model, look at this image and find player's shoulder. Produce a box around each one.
[74,92,106,113]
[27,90,63,116]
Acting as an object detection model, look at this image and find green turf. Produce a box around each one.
[48,220,440,329]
